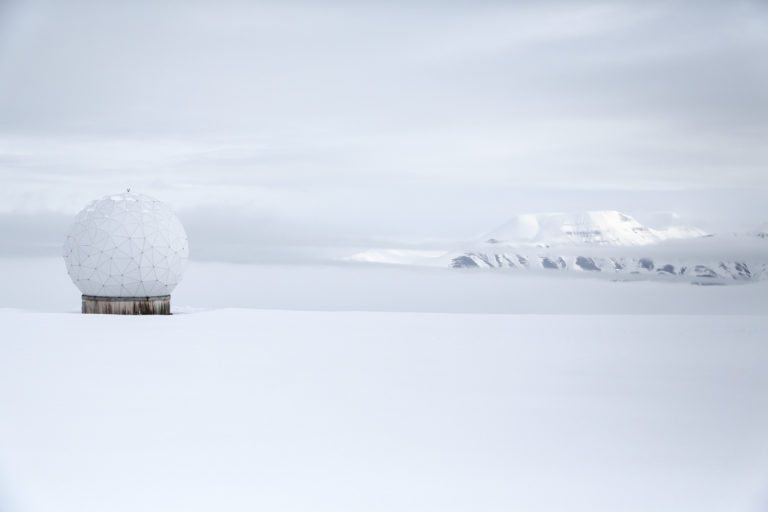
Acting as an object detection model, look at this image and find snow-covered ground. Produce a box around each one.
[2,257,768,314]
[2,310,768,512]
[1,258,767,512]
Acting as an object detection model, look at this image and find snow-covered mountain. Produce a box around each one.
[481,210,707,247]
[450,211,768,284]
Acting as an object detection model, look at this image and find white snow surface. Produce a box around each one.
[1,257,768,512]
[1,309,767,512]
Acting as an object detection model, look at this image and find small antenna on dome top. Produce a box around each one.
[127,187,131,193]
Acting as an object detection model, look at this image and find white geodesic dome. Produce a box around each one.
[63,192,189,297]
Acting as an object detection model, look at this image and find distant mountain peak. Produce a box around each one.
[449,211,765,284]
[483,210,706,247]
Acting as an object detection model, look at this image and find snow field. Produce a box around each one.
[1,310,767,512]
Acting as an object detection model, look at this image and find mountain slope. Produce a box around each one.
[451,211,767,284]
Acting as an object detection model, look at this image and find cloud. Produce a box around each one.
[0,211,72,257]
[0,0,766,250]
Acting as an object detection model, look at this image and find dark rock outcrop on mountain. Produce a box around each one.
[449,211,768,284]
[451,252,767,284]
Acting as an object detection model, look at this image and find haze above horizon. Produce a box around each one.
[1,0,766,259]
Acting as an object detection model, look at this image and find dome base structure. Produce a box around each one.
[81,295,171,315]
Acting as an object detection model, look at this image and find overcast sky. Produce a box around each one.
[1,0,767,260]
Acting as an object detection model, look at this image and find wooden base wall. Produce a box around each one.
[81,295,171,315]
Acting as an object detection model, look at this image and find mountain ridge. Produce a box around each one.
[480,210,707,247]
[450,211,767,284]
